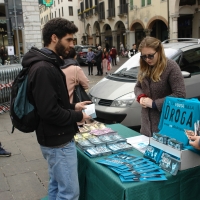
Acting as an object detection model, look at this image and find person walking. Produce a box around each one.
[120,42,124,55]
[21,18,91,200]
[61,48,89,103]
[134,37,186,137]
[128,44,138,58]
[95,46,103,75]
[110,46,117,66]
[86,48,95,75]
[102,47,110,75]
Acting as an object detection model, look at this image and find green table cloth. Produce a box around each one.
[42,124,200,200]
[78,124,200,200]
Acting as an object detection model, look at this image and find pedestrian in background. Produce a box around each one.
[110,46,117,66]
[95,46,103,76]
[86,47,95,75]
[102,47,110,75]
[0,46,7,65]
[21,18,91,200]
[134,36,186,137]
[120,42,124,54]
[128,44,138,58]
[61,48,89,103]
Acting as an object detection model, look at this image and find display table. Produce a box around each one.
[42,124,200,200]
[78,124,200,200]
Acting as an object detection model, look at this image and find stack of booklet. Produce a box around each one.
[75,122,133,157]
[96,152,167,182]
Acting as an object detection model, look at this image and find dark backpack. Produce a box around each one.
[10,66,39,133]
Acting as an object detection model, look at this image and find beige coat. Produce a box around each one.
[134,59,186,137]
[62,65,89,103]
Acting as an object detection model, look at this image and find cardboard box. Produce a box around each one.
[150,138,200,170]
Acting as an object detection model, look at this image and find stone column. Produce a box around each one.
[170,14,179,40]
[143,29,152,37]
[92,33,96,46]
[112,30,117,48]
[100,32,105,48]
[22,0,42,53]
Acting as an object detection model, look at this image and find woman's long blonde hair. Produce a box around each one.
[138,37,167,82]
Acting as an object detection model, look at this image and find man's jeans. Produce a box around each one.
[40,140,79,200]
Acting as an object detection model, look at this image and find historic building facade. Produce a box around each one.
[77,0,128,51]
[169,0,200,40]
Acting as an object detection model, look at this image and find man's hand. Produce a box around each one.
[79,112,91,123]
[75,101,92,111]
[189,136,200,150]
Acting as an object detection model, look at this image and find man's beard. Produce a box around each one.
[55,40,70,58]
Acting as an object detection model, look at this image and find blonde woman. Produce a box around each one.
[134,37,186,137]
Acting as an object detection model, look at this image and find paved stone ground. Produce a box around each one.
[0,57,129,200]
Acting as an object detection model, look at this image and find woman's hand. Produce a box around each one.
[140,97,153,108]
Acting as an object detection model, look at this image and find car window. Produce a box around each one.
[180,48,200,75]
[114,48,179,74]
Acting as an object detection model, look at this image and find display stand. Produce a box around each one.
[150,138,200,170]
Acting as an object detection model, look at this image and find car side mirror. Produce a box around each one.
[182,71,191,78]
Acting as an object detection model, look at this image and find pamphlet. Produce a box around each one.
[126,135,150,154]
[83,103,96,118]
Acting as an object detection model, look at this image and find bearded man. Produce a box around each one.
[22,18,91,200]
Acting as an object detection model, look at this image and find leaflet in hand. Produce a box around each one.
[84,103,96,118]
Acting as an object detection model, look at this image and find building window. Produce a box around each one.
[147,0,151,5]
[141,0,145,7]
[71,21,74,23]
[55,11,56,18]
[58,0,60,4]
[130,0,133,10]
[69,6,73,16]
[54,0,55,6]
[52,13,53,18]
[68,0,72,1]
[59,8,60,17]
[62,7,64,16]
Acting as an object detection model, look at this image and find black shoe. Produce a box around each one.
[91,73,93,75]
[95,74,99,76]
[0,143,11,157]
[106,72,108,75]
[88,74,90,75]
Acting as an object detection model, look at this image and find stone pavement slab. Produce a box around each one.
[0,113,48,200]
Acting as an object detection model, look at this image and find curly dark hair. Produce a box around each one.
[42,18,78,46]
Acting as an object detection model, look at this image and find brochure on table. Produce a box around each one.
[126,135,149,154]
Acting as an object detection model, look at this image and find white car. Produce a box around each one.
[89,39,200,128]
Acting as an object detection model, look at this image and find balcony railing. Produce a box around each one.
[107,8,115,19]
[98,11,105,21]
[118,4,128,16]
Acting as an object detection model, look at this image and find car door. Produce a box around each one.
[179,47,200,100]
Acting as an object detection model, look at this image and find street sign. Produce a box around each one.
[39,0,53,7]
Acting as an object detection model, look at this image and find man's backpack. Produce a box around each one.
[10,66,39,133]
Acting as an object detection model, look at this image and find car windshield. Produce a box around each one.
[113,48,179,78]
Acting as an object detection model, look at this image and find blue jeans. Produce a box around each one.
[40,140,79,200]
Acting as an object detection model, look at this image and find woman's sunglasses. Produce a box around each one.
[140,51,157,61]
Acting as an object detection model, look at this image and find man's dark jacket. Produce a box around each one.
[22,47,83,147]
[95,49,102,62]
[129,48,138,57]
